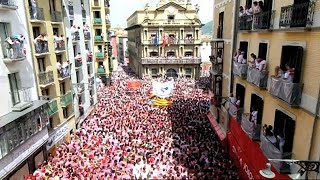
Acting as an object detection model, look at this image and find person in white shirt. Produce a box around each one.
[229,93,237,104]
[233,49,241,62]
[237,51,246,64]
[256,57,266,71]
[251,108,258,124]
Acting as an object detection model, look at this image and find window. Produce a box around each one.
[63,107,68,119]
[60,82,66,95]
[0,130,8,159]
[217,12,224,38]
[185,51,193,56]
[9,73,21,106]
[239,41,248,60]
[37,58,46,72]
[76,71,80,83]
[94,11,101,18]
[250,94,264,124]
[280,45,304,83]
[53,28,59,35]
[168,15,175,21]
[41,89,49,97]
[274,110,295,153]
[32,27,40,39]
[151,68,158,75]
[56,54,62,64]
[149,51,158,57]
[49,0,56,11]
[258,43,268,60]
[235,83,245,108]
[185,68,192,74]
[73,45,77,56]
[167,51,175,57]
[0,22,10,58]
[246,0,253,8]
[70,20,74,26]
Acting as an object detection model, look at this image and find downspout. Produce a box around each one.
[307,84,320,179]
[230,0,240,93]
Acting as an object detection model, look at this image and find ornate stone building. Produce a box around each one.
[126,0,202,78]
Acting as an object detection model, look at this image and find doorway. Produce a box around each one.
[258,43,268,60]
[239,41,248,60]
[166,68,178,78]
[250,94,264,125]
[235,83,245,108]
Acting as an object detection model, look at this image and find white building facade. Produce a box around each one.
[0,1,49,178]
[63,0,97,128]
[200,35,212,76]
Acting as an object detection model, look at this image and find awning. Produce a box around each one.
[207,112,226,144]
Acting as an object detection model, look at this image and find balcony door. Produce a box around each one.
[258,43,268,60]
[239,41,248,60]
[291,0,310,27]
[280,46,304,83]
[274,110,295,154]
[217,12,224,38]
[49,0,56,12]
[235,83,245,108]
[9,73,21,106]
[0,23,10,58]
[250,94,264,125]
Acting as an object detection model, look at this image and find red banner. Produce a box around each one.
[207,112,226,146]
[128,81,141,89]
[228,117,289,180]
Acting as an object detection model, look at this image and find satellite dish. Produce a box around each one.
[259,163,276,179]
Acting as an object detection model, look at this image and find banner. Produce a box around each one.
[152,80,174,98]
[128,81,141,89]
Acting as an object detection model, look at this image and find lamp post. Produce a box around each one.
[259,159,320,179]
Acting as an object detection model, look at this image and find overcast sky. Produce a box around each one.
[109,0,213,28]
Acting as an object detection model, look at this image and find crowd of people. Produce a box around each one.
[30,65,238,179]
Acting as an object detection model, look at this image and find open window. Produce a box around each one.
[239,41,248,60]
[235,83,245,108]
[210,40,224,74]
[217,12,224,38]
[250,94,264,125]
[149,51,158,57]
[280,45,304,83]
[167,51,175,57]
[258,42,268,60]
[184,51,193,57]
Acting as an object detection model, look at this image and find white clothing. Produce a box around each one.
[237,54,244,63]
[256,60,266,71]
[236,100,241,106]
[251,111,258,123]
[229,97,237,104]
[217,57,222,63]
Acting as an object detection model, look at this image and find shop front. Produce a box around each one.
[227,117,289,179]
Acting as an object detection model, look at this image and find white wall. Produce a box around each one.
[200,41,211,63]
[63,0,97,119]
[0,0,38,117]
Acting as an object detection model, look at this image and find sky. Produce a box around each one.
[109,0,213,28]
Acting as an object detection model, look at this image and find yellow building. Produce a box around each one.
[126,0,202,79]
[210,0,320,179]
[90,0,111,85]
[24,0,75,154]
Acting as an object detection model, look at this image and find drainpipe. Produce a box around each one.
[308,85,320,164]
[230,0,240,93]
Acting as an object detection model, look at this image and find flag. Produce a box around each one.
[152,79,174,98]
[155,32,159,46]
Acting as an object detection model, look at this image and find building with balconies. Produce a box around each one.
[0,0,50,178]
[63,0,97,129]
[23,0,76,159]
[208,0,320,179]
[125,0,202,78]
[90,0,111,85]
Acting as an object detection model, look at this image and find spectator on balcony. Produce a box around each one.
[229,93,237,104]
[5,34,25,58]
[71,25,79,40]
[53,33,59,49]
[233,49,241,61]
[86,49,93,62]
[284,64,295,82]
[250,108,258,124]
[249,53,257,67]
[239,6,244,17]
[234,50,246,64]
[34,33,48,53]
[265,125,277,146]
[253,1,262,14]
[57,60,62,75]
[236,96,241,107]
[255,57,266,71]
[75,53,82,62]
[271,66,283,78]
[277,133,285,153]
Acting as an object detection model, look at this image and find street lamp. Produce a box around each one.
[259,159,320,179]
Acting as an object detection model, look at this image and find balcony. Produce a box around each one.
[29,7,44,22]
[168,37,178,44]
[269,77,302,106]
[54,40,65,52]
[260,134,292,172]
[279,1,316,28]
[58,66,71,80]
[2,40,26,63]
[106,19,111,27]
[34,41,49,55]
[94,18,102,24]
[239,15,253,31]
[10,87,33,111]
[51,11,62,22]
[82,9,86,19]
[95,35,103,42]
[96,52,104,59]
[84,31,90,40]
[60,91,72,107]
[104,0,110,11]
[38,71,54,88]
[233,61,248,78]
[97,67,106,74]
[210,56,223,74]
[75,61,82,70]
[47,99,58,116]
[141,57,201,65]
[68,5,74,18]
[0,0,18,10]
[241,113,261,140]
[246,66,268,88]
[228,101,243,123]
[253,11,273,30]
[72,32,80,42]
[76,83,85,94]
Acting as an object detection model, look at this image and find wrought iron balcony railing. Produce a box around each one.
[38,71,54,86]
[246,66,268,88]
[29,7,44,21]
[51,11,62,22]
[253,11,273,30]
[54,40,65,51]
[75,61,82,68]
[269,77,302,106]
[60,91,72,107]
[233,61,248,78]
[34,41,49,54]
[96,52,104,58]
[279,1,316,28]
[47,99,58,116]
[84,31,90,40]
[241,113,261,140]
[10,87,33,111]
[95,35,103,41]
[141,57,201,64]
[58,66,71,79]
[94,18,102,24]
[239,15,253,30]
[2,40,26,62]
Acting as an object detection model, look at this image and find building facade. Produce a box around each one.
[118,36,128,64]
[209,0,320,179]
[200,35,212,76]
[126,0,202,79]
[90,0,111,85]
[63,0,98,129]
[0,1,49,178]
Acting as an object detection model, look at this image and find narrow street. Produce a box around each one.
[32,65,238,179]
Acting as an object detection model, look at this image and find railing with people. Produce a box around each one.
[228,100,243,123]
[241,113,261,140]
[3,36,26,61]
[246,66,268,88]
[141,57,201,64]
[38,71,54,86]
[54,40,65,51]
[239,11,274,30]
[29,7,44,21]
[233,61,248,78]
[34,40,48,54]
